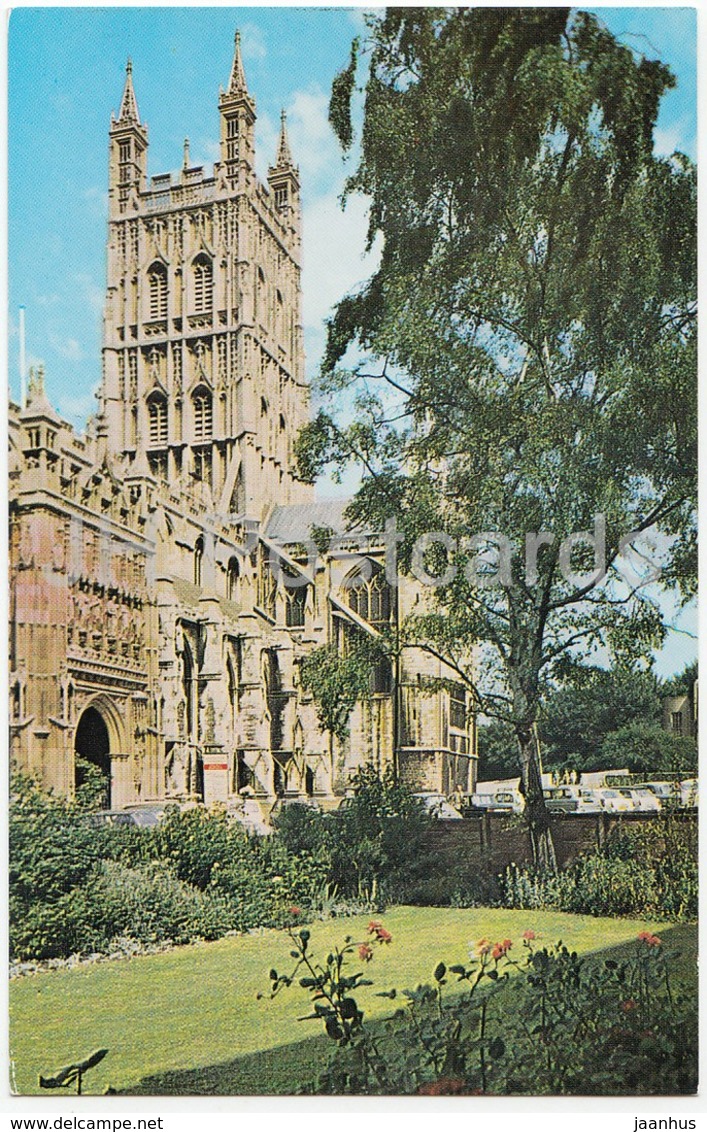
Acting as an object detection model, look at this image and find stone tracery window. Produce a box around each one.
[194,537,204,587]
[192,386,213,440]
[147,394,168,446]
[341,562,393,693]
[343,562,392,628]
[147,262,167,320]
[284,574,307,628]
[227,556,240,602]
[193,255,213,314]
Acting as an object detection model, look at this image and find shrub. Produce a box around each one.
[11,861,237,961]
[210,834,330,931]
[10,775,109,909]
[499,814,697,921]
[152,806,238,890]
[272,803,332,858]
[323,765,433,900]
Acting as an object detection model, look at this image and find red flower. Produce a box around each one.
[367,921,391,943]
[288,906,301,917]
[491,938,512,960]
[358,943,373,962]
[621,999,637,1013]
[418,1077,467,1096]
[522,930,537,941]
[638,931,662,947]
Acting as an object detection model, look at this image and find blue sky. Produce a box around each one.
[7,5,697,676]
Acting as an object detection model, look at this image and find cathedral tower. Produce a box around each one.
[101,36,311,518]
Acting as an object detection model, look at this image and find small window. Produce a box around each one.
[194,537,204,587]
[148,262,167,320]
[285,581,307,628]
[672,711,683,735]
[227,556,240,602]
[193,256,213,314]
[192,387,212,440]
[148,396,168,446]
[450,685,466,731]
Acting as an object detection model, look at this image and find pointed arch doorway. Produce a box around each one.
[74,696,124,809]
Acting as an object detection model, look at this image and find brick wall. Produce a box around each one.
[422,811,696,881]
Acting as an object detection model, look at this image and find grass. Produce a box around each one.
[9,907,694,1096]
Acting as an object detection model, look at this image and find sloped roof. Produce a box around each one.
[265,499,355,544]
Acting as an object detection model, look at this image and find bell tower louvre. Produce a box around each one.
[101,34,311,520]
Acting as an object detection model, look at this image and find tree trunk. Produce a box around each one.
[516,721,557,872]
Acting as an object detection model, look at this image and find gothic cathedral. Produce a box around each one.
[9,37,477,822]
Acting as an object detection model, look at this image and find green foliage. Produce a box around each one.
[328,37,359,151]
[539,666,662,771]
[299,643,376,741]
[600,720,697,776]
[273,768,433,903]
[326,766,432,900]
[10,774,108,910]
[315,8,697,858]
[499,814,697,921]
[74,756,109,811]
[152,806,238,891]
[263,923,696,1095]
[477,720,518,781]
[661,660,698,699]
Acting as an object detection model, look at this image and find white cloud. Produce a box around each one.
[83,186,109,216]
[654,119,694,156]
[73,273,104,316]
[240,22,268,63]
[302,189,379,342]
[57,389,98,417]
[48,333,84,362]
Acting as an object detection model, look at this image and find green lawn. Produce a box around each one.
[9,908,693,1096]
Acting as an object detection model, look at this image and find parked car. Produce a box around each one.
[621,788,661,813]
[680,778,698,807]
[641,781,681,807]
[89,806,165,828]
[543,786,602,814]
[413,792,464,820]
[596,788,634,813]
[471,788,524,814]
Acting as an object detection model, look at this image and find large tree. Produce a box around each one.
[297,9,696,867]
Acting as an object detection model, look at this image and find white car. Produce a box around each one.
[471,788,524,814]
[597,788,635,813]
[623,788,661,813]
[543,786,602,814]
[680,778,698,807]
[642,781,681,807]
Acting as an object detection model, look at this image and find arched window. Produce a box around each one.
[147,394,168,446]
[342,562,393,695]
[193,256,213,314]
[227,556,240,602]
[343,562,392,629]
[284,576,307,628]
[192,386,212,440]
[194,536,204,587]
[148,262,167,320]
